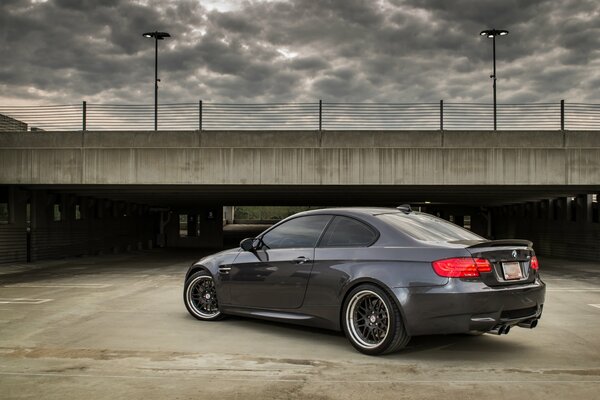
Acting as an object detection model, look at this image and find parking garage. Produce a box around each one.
[1,129,599,398]
[2,129,600,263]
[1,184,599,264]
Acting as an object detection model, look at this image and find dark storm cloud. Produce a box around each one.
[289,56,330,71]
[0,0,598,105]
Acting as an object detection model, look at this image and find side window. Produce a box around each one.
[319,216,378,247]
[261,215,331,249]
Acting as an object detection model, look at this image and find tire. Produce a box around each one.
[183,271,224,321]
[342,284,410,355]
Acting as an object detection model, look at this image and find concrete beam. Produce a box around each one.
[1,130,599,186]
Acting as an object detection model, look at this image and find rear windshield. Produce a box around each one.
[377,212,483,242]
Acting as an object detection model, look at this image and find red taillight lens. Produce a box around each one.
[530,256,539,270]
[474,258,492,273]
[432,257,492,278]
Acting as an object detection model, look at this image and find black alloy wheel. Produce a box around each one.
[184,271,223,321]
[342,284,410,355]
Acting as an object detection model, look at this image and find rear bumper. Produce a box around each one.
[393,277,546,336]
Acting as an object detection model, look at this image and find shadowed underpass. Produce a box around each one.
[2,129,600,263]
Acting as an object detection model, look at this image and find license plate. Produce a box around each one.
[502,262,523,280]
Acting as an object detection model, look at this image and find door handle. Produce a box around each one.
[294,256,311,264]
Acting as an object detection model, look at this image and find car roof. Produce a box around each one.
[295,207,401,218]
[286,207,481,248]
[274,207,424,247]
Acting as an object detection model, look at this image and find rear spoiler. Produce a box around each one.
[451,239,533,248]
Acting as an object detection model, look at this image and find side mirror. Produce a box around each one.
[240,237,255,252]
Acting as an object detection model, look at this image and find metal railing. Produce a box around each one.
[203,102,318,130]
[0,101,599,131]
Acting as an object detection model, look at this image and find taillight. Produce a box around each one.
[474,258,492,273]
[530,256,539,270]
[432,257,492,278]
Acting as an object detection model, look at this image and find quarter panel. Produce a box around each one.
[305,247,460,307]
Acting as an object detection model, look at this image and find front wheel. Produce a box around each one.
[342,284,410,355]
[184,271,224,321]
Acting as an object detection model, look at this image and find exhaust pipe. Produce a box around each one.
[488,325,511,335]
[517,319,538,329]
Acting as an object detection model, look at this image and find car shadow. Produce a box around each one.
[393,333,530,361]
[205,314,530,361]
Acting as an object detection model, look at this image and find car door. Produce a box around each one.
[306,216,380,306]
[224,215,332,309]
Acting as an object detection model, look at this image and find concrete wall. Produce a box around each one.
[492,195,600,260]
[0,187,27,263]
[0,187,158,264]
[1,130,599,186]
[0,114,27,131]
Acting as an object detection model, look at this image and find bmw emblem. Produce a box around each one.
[512,250,518,258]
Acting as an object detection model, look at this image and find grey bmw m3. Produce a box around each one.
[183,206,545,355]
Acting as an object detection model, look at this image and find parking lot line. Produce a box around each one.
[0,298,53,304]
[2,284,111,289]
[589,304,600,309]
[0,371,599,384]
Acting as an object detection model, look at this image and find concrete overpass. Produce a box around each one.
[1,130,599,263]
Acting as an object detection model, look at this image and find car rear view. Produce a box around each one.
[377,211,546,336]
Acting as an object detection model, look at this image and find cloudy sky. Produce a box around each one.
[0,0,598,106]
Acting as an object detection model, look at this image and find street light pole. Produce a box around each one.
[154,35,158,131]
[492,34,496,130]
[143,31,171,131]
[480,29,508,131]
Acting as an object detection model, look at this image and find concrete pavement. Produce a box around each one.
[0,250,598,399]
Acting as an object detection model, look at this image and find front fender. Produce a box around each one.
[184,248,241,282]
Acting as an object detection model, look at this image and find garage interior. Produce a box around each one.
[1,184,599,264]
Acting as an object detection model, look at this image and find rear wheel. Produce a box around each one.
[342,284,410,355]
[184,271,224,321]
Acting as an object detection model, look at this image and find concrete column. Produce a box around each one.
[579,194,592,223]
[187,214,198,237]
[470,211,489,238]
[158,211,170,248]
[454,215,464,228]
[0,186,28,263]
[541,199,549,220]
[200,206,223,248]
[223,206,235,225]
